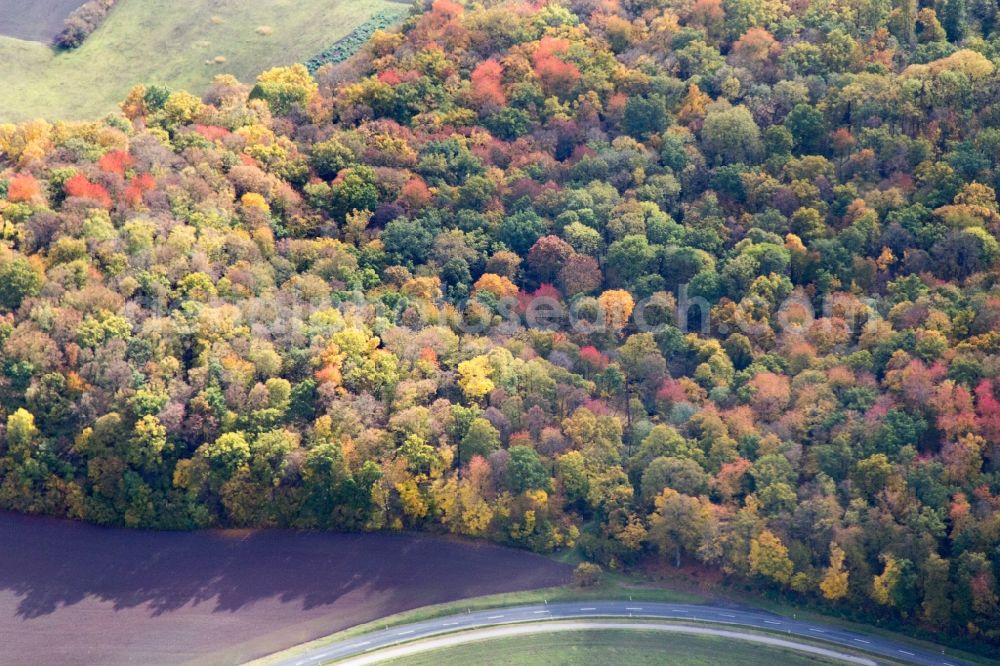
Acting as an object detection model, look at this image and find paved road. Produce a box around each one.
[264,600,974,666]
[330,621,879,666]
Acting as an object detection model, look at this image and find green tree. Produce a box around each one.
[460,418,501,465]
[507,445,550,493]
[499,209,548,255]
[940,0,966,41]
[641,456,708,500]
[310,137,355,180]
[0,254,41,312]
[701,105,762,165]
[302,442,380,529]
[648,488,714,567]
[606,235,655,287]
[202,432,251,477]
[128,415,168,471]
[398,434,438,475]
[921,553,952,627]
[623,94,669,140]
[784,104,828,155]
[631,424,700,474]
[328,166,380,220]
[556,451,590,506]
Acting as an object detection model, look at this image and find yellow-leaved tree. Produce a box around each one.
[820,543,850,601]
[872,554,903,606]
[457,355,494,402]
[749,529,793,585]
[597,289,635,337]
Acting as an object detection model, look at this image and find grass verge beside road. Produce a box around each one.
[380,628,847,666]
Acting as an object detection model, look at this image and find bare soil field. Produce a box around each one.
[0,512,570,665]
[0,0,87,42]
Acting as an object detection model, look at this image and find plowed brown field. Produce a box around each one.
[0,512,569,665]
[0,0,87,42]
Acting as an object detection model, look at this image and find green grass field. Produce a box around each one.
[0,0,403,122]
[382,630,839,666]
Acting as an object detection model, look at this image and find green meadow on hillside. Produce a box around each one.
[0,0,404,121]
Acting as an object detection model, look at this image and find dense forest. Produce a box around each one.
[1,0,1000,646]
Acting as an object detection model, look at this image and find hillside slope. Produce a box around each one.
[0,0,403,121]
[0,0,999,654]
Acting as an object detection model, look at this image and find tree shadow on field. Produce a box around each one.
[0,511,569,662]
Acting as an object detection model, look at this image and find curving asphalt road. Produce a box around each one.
[264,600,974,666]
[329,621,880,666]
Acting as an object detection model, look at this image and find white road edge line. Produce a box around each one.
[328,621,880,666]
[272,606,946,666]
